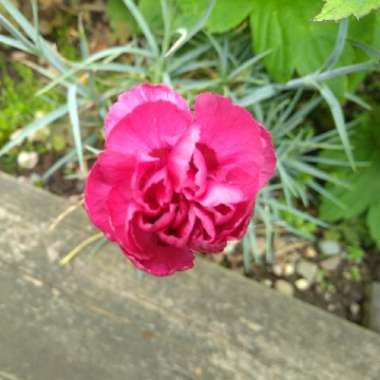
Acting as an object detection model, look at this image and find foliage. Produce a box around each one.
[0,59,60,146]
[315,0,380,21]
[0,0,379,265]
[153,0,380,88]
[249,2,378,86]
[319,113,380,248]
[106,0,137,37]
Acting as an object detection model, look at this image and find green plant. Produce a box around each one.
[319,112,380,249]
[315,0,380,21]
[0,58,60,146]
[0,0,378,268]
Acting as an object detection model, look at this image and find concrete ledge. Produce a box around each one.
[1,172,380,380]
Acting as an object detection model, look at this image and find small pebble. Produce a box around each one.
[321,256,342,271]
[275,280,294,297]
[262,279,273,288]
[305,246,317,259]
[295,278,310,291]
[272,264,283,277]
[324,292,333,302]
[328,304,337,312]
[223,240,239,255]
[319,240,341,256]
[284,263,295,276]
[297,260,318,282]
[350,303,360,317]
[17,151,39,170]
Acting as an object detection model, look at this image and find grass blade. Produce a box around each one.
[316,83,354,168]
[165,0,215,57]
[67,85,85,175]
[122,0,159,56]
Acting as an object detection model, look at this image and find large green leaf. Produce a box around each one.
[249,0,378,87]
[106,0,138,37]
[315,0,380,21]
[249,0,347,82]
[367,201,380,249]
[177,0,253,33]
[319,116,380,248]
[139,0,164,32]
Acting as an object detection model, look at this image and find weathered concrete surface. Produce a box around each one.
[1,171,380,380]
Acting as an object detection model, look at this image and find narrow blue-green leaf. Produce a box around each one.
[249,223,263,264]
[238,85,278,106]
[160,0,171,55]
[285,61,375,90]
[0,0,36,40]
[272,201,328,228]
[167,43,211,72]
[174,59,217,75]
[37,45,150,96]
[0,14,34,50]
[122,0,159,56]
[242,233,252,271]
[351,40,380,60]
[228,50,271,80]
[89,62,145,74]
[287,159,349,188]
[31,0,40,46]
[345,92,372,111]
[316,83,354,168]
[0,34,33,52]
[308,180,346,210]
[165,0,215,57]
[323,18,348,70]
[0,105,69,156]
[67,85,85,175]
[42,135,96,181]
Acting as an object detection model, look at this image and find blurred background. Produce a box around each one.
[0,0,379,329]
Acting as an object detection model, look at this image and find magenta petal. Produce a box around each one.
[259,125,276,188]
[105,83,192,137]
[123,222,194,276]
[195,92,274,197]
[97,150,135,184]
[106,101,192,157]
[168,126,200,191]
[128,245,194,277]
[84,162,113,239]
[197,181,244,207]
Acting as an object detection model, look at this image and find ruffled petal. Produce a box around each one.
[167,126,200,191]
[97,150,135,184]
[121,221,194,276]
[197,181,244,207]
[128,245,194,277]
[106,101,192,157]
[84,162,113,239]
[105,83,192,137]
[259,125,276,188]
[195,92,275,197]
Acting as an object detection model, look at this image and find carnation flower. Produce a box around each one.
[84,84,276,276]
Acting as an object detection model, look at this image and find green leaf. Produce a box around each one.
[139,0,164,33]
[367,201,380,248]
[177,0,252,33]
[315,0,380,21]
[248,0,375,91]
[106,0,137,37]
[319,115,380,247]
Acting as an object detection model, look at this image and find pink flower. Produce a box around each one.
[84,84,276,276]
